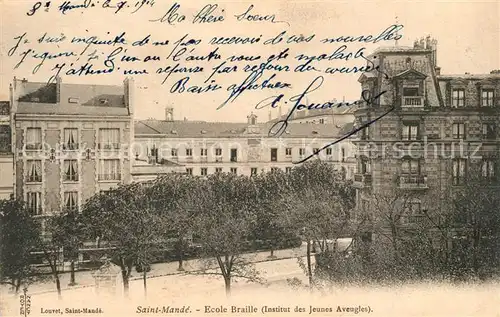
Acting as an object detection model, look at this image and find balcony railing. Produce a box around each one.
[26,143,43,150]
[399,174,428,189]
[62,143,79,150]
[64,174,79,182]
[98,173,121,181]
[402,96,424,107]
[215,156,223,163]
[353,173,372,188]
[98,143,120,150]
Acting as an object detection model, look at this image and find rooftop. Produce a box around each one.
[13,79,130,116]
[134,119,352,139]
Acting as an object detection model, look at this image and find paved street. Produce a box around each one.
[0,244,309,296]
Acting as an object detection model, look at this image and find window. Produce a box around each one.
[27,192,42,215]
[27,160,42,182]
[215,167,222,173]
[452,159,467,185]
[299,148,305,156]
[270,148,278,162]
[26,128,42,150]
[452,123,466,139]
[186,168,193,175]
[313,148,319,154]
[482,159,496,180]
[452,89,465,107]
[64,192,78,212]
[150,146,159,162]
[286,167,292,174]
[402,159,420,174]
[63,128,78,150]
[99,159,120,181]
[98,128,120,149]
[200,148,207,156]
[64,160,78,182]
[230,167,237,174]
[481,89,494,107]
[201,168,207,176]
[215,148,222,156]
[482,123,496,140]
[285,148,292,156]
[326,148,332,156]
[360,126,369,140]
[341,148,345,162]
[320,119,325,124]
[402,122,420,140]
[230,149,238,162]
[250,117,256,125]
[403,87,419,97]
[359,159,371,174]
[186,148,193,157]
[171,148,178,157]
[0,125,10,152]
[68,97,79,103]
[406,201,422,223]
[251,168,257,176]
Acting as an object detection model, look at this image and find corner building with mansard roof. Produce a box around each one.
[354,38,500,242]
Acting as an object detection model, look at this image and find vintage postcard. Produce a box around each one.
[0,0,499,316]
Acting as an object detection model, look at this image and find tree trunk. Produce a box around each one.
[178,250,185,271]
[69,260,76,286]
[143,270,147,297]
[121,269,130,297]
[55,274,62,300]
[224,275,231,296]
[306,240,313,289]
[268,248,275,258]
[14,278,21,294]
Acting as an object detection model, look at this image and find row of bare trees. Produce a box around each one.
[0,161,355,297]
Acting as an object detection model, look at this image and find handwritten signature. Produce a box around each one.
[258,75,391,163]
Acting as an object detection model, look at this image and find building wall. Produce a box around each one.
[354,44,500,228]
[13,119,132,214]
[133,135,357,179]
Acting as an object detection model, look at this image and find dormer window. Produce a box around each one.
[99,98,109,105]
[481,89,494,107]
[451,89,465,107]
[402,86,422,106]
[171,130,178,134]
[68,98,79,104]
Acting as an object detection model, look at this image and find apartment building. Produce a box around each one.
[0,101,14,199]
[10,77,135,220]
[354,37,500,229]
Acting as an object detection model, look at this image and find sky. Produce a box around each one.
[0,0,498,122]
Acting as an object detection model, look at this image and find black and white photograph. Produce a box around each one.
[0,0,499,316]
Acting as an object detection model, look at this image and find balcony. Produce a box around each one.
[62,143,79,151]
[98,143,120,150]
[398,174,428,190]
[353,173,372,188]
[402,96,424,108]
[215,156,223,163]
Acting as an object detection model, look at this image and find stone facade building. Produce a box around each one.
[10,77,135,223]
[0,101,14,199]
[354,38,500,235]
[133,109,357,179]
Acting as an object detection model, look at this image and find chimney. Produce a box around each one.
[123,77,135,115]
[165,106,174,121]
[56,76,62,103]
